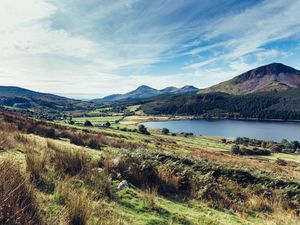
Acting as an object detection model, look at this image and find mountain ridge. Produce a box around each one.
[201,63,300,95]
[91,85,199,103]
[0,86,94,119]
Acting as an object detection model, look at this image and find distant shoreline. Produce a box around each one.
[121,114,300,125]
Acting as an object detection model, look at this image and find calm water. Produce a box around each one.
[142,120,300,141]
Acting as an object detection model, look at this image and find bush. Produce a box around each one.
[162,128,170,135]
[270,144,283,153]
[83,120,93,127]
[276,158,287,166]
[232,145,271,156]
[87,139,102,150]
[27,124,56,139]
[138,125,150,135]
[231,145,241,155]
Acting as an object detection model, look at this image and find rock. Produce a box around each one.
[117,180,128,192]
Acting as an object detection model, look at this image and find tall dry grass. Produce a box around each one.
[0,159,44,225]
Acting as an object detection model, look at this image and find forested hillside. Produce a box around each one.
[141,89,300,120]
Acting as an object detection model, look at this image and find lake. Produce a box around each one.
[142,119,300,142]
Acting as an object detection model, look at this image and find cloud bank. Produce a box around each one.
[0,0,300,98]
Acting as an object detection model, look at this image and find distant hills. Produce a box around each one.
[91,85,199,103]
[202,63,300,95]
[2,62,300,120]
[0,86,68,100]
[0,86,93,119]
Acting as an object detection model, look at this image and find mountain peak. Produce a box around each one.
[202,63,300,95]
[135,85,156,91]
[245,63,298,77]
[91,85,199,103]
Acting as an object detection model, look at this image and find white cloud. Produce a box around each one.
[0,0,300,98]
[185,0,300,69]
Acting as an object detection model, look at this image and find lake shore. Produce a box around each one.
[120,114,300,125]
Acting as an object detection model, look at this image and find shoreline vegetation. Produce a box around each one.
[120,114,300,126]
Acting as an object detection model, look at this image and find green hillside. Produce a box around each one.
[141,88,300,120]
[201,63,300,95]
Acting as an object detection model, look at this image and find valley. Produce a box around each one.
[2,1,300,224]
[1,63,300,225]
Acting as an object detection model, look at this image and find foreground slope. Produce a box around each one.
[0,109,299,224]
[202,63,300,95]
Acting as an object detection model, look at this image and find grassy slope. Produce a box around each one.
[1,111,300,224]
[0,136,261,225]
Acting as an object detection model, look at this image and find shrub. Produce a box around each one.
[276,158,287,166]
[231,145,241,155]
[83,120,93,127]
[232,146,271,156]
[27,124,56,139]
[138,125,150,135]
[162,128,170,135]
[87,139,102,150]
[221,138,227,143]
[270,144,283,153]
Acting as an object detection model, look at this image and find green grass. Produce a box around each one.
[112,182,265,225]
[261,152,300,164]
[1,111,300,224]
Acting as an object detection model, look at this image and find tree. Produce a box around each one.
[69,118,75,125]
[221,138,227,143]
[231,145,241,155]
[105,122,111,127]
[138,125,150,135]
[84,120,93,127]
[291,141,300,151]
[162,128,170,135]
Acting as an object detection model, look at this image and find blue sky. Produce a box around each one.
[1,0,300,99]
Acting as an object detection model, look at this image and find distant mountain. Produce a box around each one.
[0,86,67,99]
[202,63,300,95]
[0,86,94,119]
[91,85,199,103]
